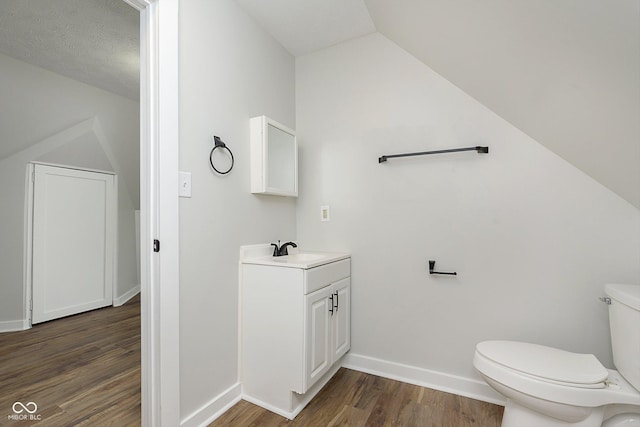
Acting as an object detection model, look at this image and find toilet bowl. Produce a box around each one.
[473,284,640,427]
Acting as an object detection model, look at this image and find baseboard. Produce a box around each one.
[113,285,140,307]
[0,319,30,333]
[342,353,506,406]
[180,382,242,427]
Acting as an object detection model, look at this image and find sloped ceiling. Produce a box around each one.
[236,0,640,209]
[2,1,635,207]
[0,0,139,101]
[234,0,375,56]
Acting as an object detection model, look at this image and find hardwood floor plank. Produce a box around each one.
[351,371,386,412]
[395,400,434,427]
[210,400,283,427]
[453,394,503,427]
[326,405,368,427]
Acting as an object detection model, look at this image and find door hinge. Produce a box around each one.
[153,239,160,252]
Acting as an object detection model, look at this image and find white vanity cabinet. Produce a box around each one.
[241,255,350,418]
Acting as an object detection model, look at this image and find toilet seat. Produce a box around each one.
[476,341,608,388]
[474,341,640,407]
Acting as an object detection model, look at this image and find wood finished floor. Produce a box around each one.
[0,296,140,426]
[211,368,504,427]
[1,297,503,426]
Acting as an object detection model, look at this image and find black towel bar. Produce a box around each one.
[379,146,488,163]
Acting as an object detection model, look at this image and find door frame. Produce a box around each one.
[18,1,179,423]
[122,0,180,425]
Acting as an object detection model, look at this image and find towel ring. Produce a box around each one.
[209,135,234,175]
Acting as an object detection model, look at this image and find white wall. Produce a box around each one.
[296,33,640,385]
[0,53,140,325]
[178,0,296,421]
[0,52,140,206]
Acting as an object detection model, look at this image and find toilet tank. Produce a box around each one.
[605,283,640,391]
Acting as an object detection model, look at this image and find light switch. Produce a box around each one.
[179,171,192,197]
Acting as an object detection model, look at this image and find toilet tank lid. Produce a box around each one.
[476,341,609,385]
[605,284,640,311]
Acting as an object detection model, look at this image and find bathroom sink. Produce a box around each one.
[242,250,350,269]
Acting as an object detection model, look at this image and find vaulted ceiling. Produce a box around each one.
[237,0,640,209]
[1,0,637,208]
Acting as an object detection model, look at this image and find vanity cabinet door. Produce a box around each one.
[304,285,333,392]
[332,278,351,361]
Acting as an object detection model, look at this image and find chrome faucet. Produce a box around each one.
[271,240,297,257]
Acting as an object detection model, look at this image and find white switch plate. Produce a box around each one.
[320,205,330,221]
[179,171,192,197]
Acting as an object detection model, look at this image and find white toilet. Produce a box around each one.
[473,283,640,427]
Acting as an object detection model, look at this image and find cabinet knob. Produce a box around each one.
[329,294,334,316]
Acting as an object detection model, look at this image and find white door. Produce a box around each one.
[332,278,351,361]
[304,285,333,391]
[31,164,116,324]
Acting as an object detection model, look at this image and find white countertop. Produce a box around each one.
[242,251,350,269]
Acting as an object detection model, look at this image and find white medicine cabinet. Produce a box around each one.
[250,115,298,197]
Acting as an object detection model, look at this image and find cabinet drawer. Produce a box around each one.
[304,258,350,294]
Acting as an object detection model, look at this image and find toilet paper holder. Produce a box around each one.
[429,260,457,276]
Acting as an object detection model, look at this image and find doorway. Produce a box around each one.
[0,0,145,423]
[0,0,180,423]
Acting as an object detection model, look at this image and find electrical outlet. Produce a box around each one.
[320,205,330,222]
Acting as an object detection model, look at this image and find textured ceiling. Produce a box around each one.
[237,0,639,209]
[0,0,139,100]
